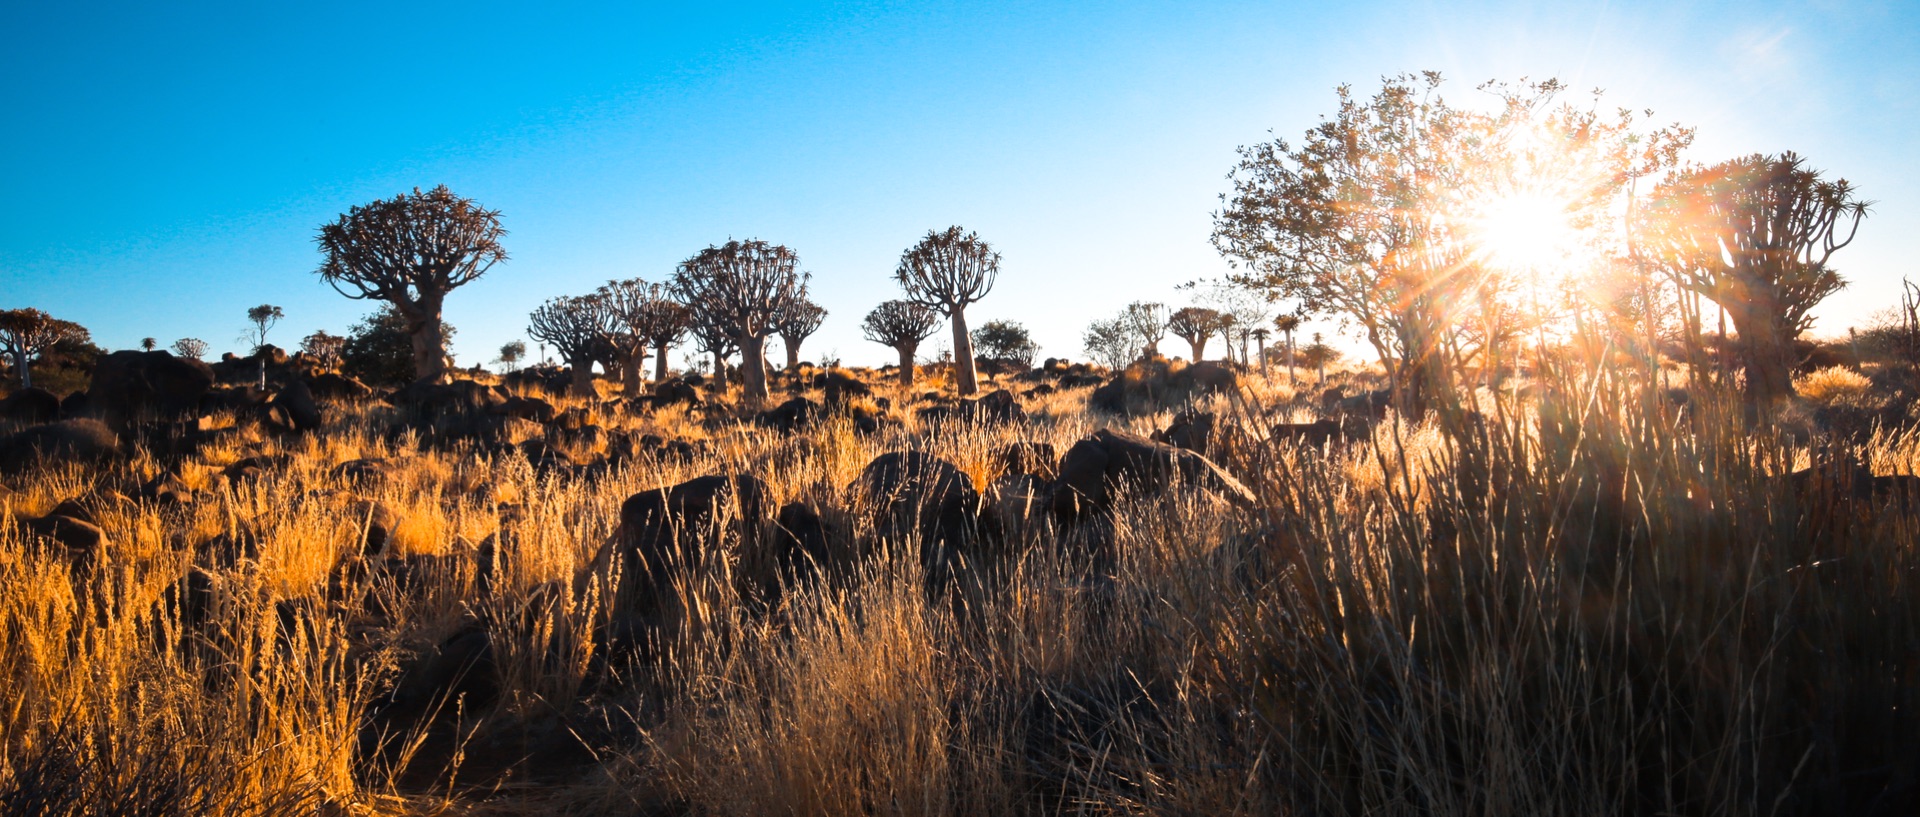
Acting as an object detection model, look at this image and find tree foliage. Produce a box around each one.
[773,289,828,370]
[862,300,942,385]
[341,304,455,388]
[970,320,1039,367]
[670,240,807,403]
[1167,306,1226,361]
[316,185,506,383]
[528,294,617,397]
[0,308,89,390]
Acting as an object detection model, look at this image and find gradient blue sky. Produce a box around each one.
[3,1,1915,368]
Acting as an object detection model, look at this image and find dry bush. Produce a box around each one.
[1796,365,1873,403]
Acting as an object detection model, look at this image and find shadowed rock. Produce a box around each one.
[854,451,984,580]
[0,419,121,474]
[88,350,216,425]
[1049,429,1256,519]
[306,373,373,403]
[0,388,61,424]
[756,396,821,434]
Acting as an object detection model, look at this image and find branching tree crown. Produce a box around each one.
[670,239,807,403]
[0,308,88,390]
[773,289,828,370]
[528,294,617,397]
[1643,152,1869,405]
[1167,306,1226,361]
[172,338,209,361]
[862,299,942,385]
[895,226,1001,394]
[316,185,507,382]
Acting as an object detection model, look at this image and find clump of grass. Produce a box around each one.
[1796,365,1873,403]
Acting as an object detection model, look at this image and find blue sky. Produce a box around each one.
[3,1,1915,368]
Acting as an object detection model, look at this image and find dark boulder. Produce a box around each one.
[496,395,558,424]
[820,371,873,406]
[0,419,121,474]
[586,474,776,628]
[0,388,61,424]
[1050,429,1256,518]
[87,350,215,425]
[652,380,702,409]
[1153,411,1216,455]
[998,441,1057,481]
[853,451,983,577]
[957,389,1026,424]
[756,397,821,434]
[306,373,373,403]
[264,378,323,433]
[1267,418,1349,448]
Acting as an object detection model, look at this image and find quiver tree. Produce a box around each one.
[1274,314,1302,378]
[669,239,807,404]
[862,300,942,385]
[773,290,828,371]
[1122,302,1169,357]
[316,185,508,384]
[1643,152,1869,407]
[171,338,208,361]
[689,316,739,389]
[633,286,692,383]
[1168,307,1225,361]
[894,226,1000,395]
[0,308,88,389]
[598,278,659,397]
[300,330,347,371]
[497,341,526,372]
[528,294,617,397]
[244,304,283,387]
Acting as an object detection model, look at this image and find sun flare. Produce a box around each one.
[1472,189,1579,272]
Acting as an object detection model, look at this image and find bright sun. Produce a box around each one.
[1472,189,1579,272]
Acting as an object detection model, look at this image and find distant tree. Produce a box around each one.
[1273,315,1302,378]
[670,240,807,404]
[1251,327,1272,376]
[773,290,828,371]
[140,337,157,352]
[316,185,507,384]
[300,329,347,371]
[1122,302,1169,357]
[861,300,942,386]
[1083,316,1138,370]
[241,304,284,387]
[1301,332,1340,382]
[528,294,617,398]
[497,340,527,372]
[597,278,658,397]
[171,337,209,361]
[895,226,1000,395]
[689,314,739,389]
[0,308,88,389]
[1643,152,1870,406]
[633,286,692,383]
[1168,307,1225,361]
[971,320,1039,368]
[342,304,456,388]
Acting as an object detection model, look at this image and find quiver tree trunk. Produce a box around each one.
[1186,337,1207,362]
[405,296,449,384]
[739,336,771,404]
[711,353,728,389]
[621,354,645,398]
[782,335,802,371]
[897,345,918,386]
[568,358,596,398]
[1725,292,1798,407]
[950,308,978,396]
[655,346,671,383]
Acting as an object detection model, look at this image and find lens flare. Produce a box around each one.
[1472,189,1578,272]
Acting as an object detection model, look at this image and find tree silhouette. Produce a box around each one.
[140,337,157,352]
[894,226,1000,395]
[244,304,284,387]
[689,314,739,389]
[861,300,941,386]
[1083,315,1138,370]
[1274,314,1302,378]
[171,337,209,361]
[1643,152,1870,406]
[598,278,659,397]
[971,320,1039,368]
[1122,302,1169,357]
[300,330,347,371]
[633,285,692,383]
[773,290,828,371]
[0,308,88,389]
[1168,307,1225,361]
[528,294,617,397]
[669,240,807,404]
[316,185,507,384]
[497,340,526,372]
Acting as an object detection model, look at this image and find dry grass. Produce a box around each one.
[0,364,1915,815]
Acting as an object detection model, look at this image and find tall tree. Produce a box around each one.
[1213,74,1687,414]
[1168,307,1225,361]
[895,226,1000,395]
[497,340,526,372]
[689,315,739,389]
[1083,316,1139,370]
[598,278,658,397]
[243,304,284,387]
[0,309,88,389]
[315,185,507,383]
[971,320,1039,367]
[862,300,942,386]
[341,305,456,388]
[1643,152,1869,406]
[773,290,828,371]
[527,294,617,398]
[669,240,807,404]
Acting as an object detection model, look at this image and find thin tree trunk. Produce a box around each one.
[16,349,31,389]
[711,352,728,389]
[951,308,979,396]
[622,354,645,397]
[897,345,917,386]
[655,345,670,383]
[1285,334,1295,380]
